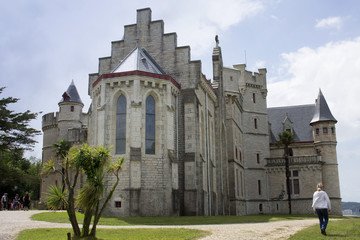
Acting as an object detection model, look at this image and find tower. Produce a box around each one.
[310,89,342,214]
[41,81,85,200]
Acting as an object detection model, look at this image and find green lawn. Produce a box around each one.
[31,211,321,225]
[24,212,355,240]
[16,228,209,240]
[289,217,360,240]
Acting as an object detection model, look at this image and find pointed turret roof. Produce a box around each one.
[59,80,83,105]
[112,46,166,74]
[310,89,337,124]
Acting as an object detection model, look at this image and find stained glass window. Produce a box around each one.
[145,95,155,154]
[116,95,126,154]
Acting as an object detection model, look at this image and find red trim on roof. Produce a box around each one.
[202,74,216,94]
[92,70,181,89]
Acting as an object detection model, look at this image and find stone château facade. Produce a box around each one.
[41,8,342,216]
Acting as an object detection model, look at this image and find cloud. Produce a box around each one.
[315,16,343,30]
[268,37,360,144]
[162,0,264,56]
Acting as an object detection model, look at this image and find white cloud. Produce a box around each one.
[268,37,360,144]
[315,16,343,30]
[268,38,360,202]
[162,0,264,57]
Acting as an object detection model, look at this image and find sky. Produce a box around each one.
[1,0,359,202]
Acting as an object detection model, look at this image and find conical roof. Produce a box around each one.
[59,80,83,105]
[112,46,166,74]
[310,89,337,124]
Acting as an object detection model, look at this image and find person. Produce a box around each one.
[1,193,8,210]
[13,194,20,210]
[312,183,331,236]
[23,192,31,210]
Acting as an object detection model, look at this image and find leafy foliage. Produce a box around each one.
[0,87,41,153]
[276,130,295,149]
[0,148,41,201]
[45,185,68,210]
[43,142,124,238]
[0,87,41,201]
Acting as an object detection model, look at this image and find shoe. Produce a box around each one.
[321,229,327,235]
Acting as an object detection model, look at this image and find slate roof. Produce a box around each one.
[310,89,337,124]
[112,46,166,74]
[267,104,315,143]
[59,80,83,105]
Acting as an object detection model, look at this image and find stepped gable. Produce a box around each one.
[59,80,83,105]
[310,89,337,124]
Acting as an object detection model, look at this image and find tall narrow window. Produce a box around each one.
[70,106,74,112]
[256,153,260,164]
[258,180,261,195]
[253,93,256,103]
[116,95,126,154]
[290,170,300,195]
[254,119,258,129]
[146,95,155,154]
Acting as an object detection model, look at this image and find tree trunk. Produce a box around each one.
[90,175,120,237]
[67,171,81,236]
[82,207,93,237]
[285,155,292,215]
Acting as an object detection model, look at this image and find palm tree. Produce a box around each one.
[44,143,124,239]
[277,131,295,215]
[47,139,81,236]
[53,139,72,192]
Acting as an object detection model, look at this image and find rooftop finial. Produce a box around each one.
[215,35,219,47]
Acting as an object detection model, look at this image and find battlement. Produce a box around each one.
[42,112,57,129]
[232,64,267,87]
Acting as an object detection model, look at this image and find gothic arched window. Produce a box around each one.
[116,95,126,154]
[145,95,155,154]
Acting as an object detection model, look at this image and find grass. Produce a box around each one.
[25,212,353,239]
[31,211,321,225]
[289,217,360,240]
[16,228,210,240]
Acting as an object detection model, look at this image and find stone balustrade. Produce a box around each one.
[266,155,321,166]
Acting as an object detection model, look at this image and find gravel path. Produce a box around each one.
[0,210,319,240]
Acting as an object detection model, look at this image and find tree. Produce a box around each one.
[43,143,124,238]
[0,87,41,154]
[43,144,81,236]
[0,87,41,201]
[53,139,72,193]
[277,130,295,215]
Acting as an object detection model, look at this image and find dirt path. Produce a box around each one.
[0,210,319,240]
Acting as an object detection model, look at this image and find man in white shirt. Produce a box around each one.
[312,183,331,236]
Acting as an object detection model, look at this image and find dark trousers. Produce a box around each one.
[316,208,329,230]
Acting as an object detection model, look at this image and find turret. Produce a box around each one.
[310,89,341,214]
[58,80,84,140]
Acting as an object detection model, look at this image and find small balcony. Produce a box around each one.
[266,155,322,167]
